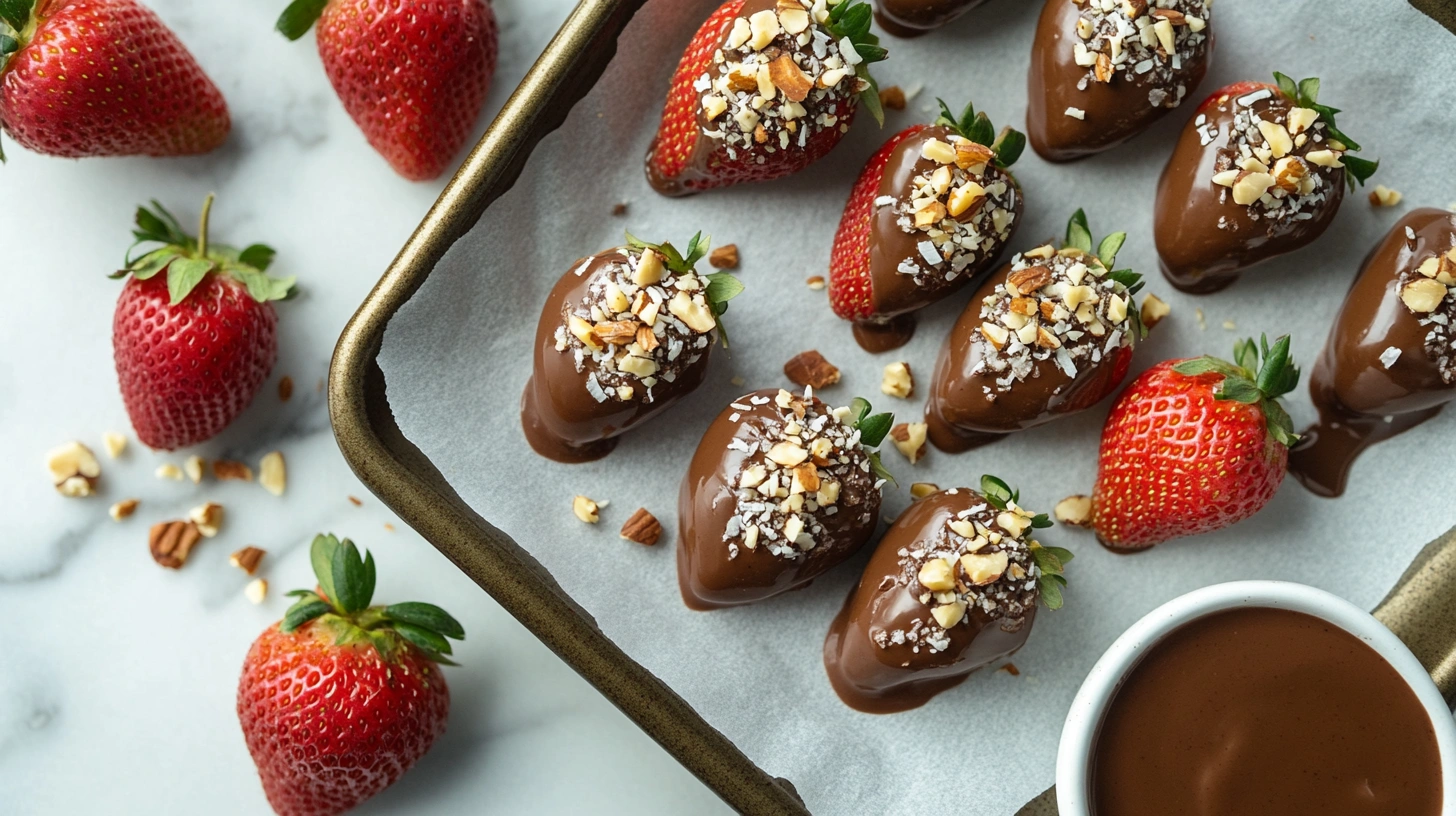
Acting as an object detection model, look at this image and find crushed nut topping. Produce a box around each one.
[696,0,864,164]
[1070,0,1210,110]
[720,388,881,562]
[874,489,1041,655]
[1202,90,1340,228]
[555,247,716,405]
[1398,241,1456,383]
[972,245,1136,396]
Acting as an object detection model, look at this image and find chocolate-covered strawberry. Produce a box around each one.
[522,233,743,463]
[645,0,886,197]
[824,476,1070,713]
[1027,0,1212,162]
[872,0,990,38]
[1156,73,1379,293]
[830,100,1025,352]
[678,389,893,609]
[1291,209,1456,497]
[926,210,1147,452]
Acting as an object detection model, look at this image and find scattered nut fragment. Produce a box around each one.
[633,249,665,286]
[46,441,101,497]
[909,482,939,500]
[881,362,914,399]
[184,455,205,484]
[960,550,1009,586]
[1368,185,1403,208]
[1008,265,1053,293]
[1093,52,1113,83]
[1401,278,1448,313]
[348,495,363,506]
[918,558,956,591]
[806,275,825,290]
[213,460,253,481]
[611,202,629,217]
[768,55,813,102]
[878,85,906,110]
[980,322,1010,349]
[156,463,183,481]
[189,502,224,538]
[230,546,267,575]
[709,243,740,269]
[278,376,294,402]
[931,601,967,629]
[109,499,140,521]
[1055,495,1093,526]
[1231,171,1276,206]
[784,350,841,389]
[1305,149,1343,168]
[953,141,995,172]
[245,578,268,605]
[573,495,602,524]
[767,441,810,467]
[102,431,128,459]
[620,508,663,546]
[259,451,286,497]
[149,520,203,569]
[889,422,928,464]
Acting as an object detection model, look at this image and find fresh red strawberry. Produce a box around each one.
[829,99,1023,342]
[276,0,497,181]
[1195,80,1278,114]
[112,196,294,450]
[645,0,886,197]
[1088,335,1301,550]
[238,534,464,816]
[0,0,229,159]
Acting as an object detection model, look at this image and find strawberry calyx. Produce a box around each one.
[1172,333,1301,447]
[844,396,896,484]
[274,0,329,41]
[1271,72,1377,190]
[624,231,744,347]
[0,0,42,161]
[979,475,1071,610]
[932,98,1026,169]
[824,0,888,125]
[111,195,295,306]
[1061,209,1147,341]
[281,533,466,666]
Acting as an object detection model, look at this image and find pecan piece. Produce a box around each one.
[784,350,841,389]
[768,54,813,102]
[619,508,663,546]
[150,520,204,569]
[230,546,267,575]
[709,243,739,269]
[1008,265,1054,293]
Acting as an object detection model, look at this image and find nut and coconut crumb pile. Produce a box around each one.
[1070,0,1210,109]
[1396,240,1456,383]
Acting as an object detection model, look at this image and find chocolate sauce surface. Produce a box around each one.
[1026,0,1211,162]
[1155,86,1345,293]
[1290,208,1456,496]
[677,389,882,609]
[522,250,712,463]
[1093,607,1442,816]
[824,488,1042,713]
[872,0,989,38]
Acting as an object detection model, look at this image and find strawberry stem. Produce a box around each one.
[196,193,214,259]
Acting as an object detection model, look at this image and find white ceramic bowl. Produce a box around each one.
[1056,580,1456,815]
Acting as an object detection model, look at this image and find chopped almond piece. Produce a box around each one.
[768,54,813,102]
[784,350,841,389]
[1140,293,1171,329]
[1008,265,1053,293]
[1055,495,1093,526]
[230,546,266,575]
[881,362,914,399]
[709,243,739,269]
[878,85,906,110]
[214,460,253,481]
[889,422,928,464]
[619,508,663,546]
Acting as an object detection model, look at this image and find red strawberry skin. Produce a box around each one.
[238,623,450,816]
[1091,359,1287,550]
[646,0,858,195]
[828,124,926,320]
[113,272,277,450]
[1195,80,1280,114]
[0,0,229,157]
[315,0,498,181]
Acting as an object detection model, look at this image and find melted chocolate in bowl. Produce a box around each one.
[1092,607,1442,816]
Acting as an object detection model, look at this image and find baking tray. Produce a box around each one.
[330,0,1456,813]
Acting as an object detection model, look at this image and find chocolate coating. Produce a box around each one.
[1026,0,1211,162]
[824,489,1040,713]
[1290,208,1456,497]
[522,250,712,463]
[925,259,1136,453]
[677,389,882,609]
[1094,607,1442,816]
[1155,87,1345,293]
[872,0,990,38]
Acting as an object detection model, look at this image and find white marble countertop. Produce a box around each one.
[0,0,730,812]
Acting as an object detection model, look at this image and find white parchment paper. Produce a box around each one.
[378,1,1456,812]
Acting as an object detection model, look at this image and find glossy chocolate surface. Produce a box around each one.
[1093,607,1442,816]
[1291,208,1456,496]
[824,489,1039,713]
[677,389,882,609]
[1027,0,1211,162]
[872,0,990,38]
[1155,87,1345,293]
[522,250,711,463]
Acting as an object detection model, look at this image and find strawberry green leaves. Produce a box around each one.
[1063,210,1147,339]
[1271,71,1378,189]
[275,0,329,40]
[704,271,744,348]
[283,533,467,666]
[846,396,896,483]
[979,474,1052,528]
[825,0,887,126]
[933,98,1026,169]
[626,232,744,347]
[0,0,33,75]
[1173,334,1301,446]
[114,195,295,306]
[1030,542,1074,610]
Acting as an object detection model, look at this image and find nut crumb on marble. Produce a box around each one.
[46,441,100,498]
[259,451,286,496]
[213,460,253,481]
[620,508,664,546]
[102,431,128,459]
[110,498,140,521]
[709,244,740,269]
[574,495,603,524]
[245,578,268,605]
[230,546,266,575]
[889,421,928,464]
[149,520,203,568]
[189,502,224,538]
[1054,495,1092,526]
[278,376,294,402]
[881,361,914,399]
[155,463,183,481]
[184,455,204,484]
